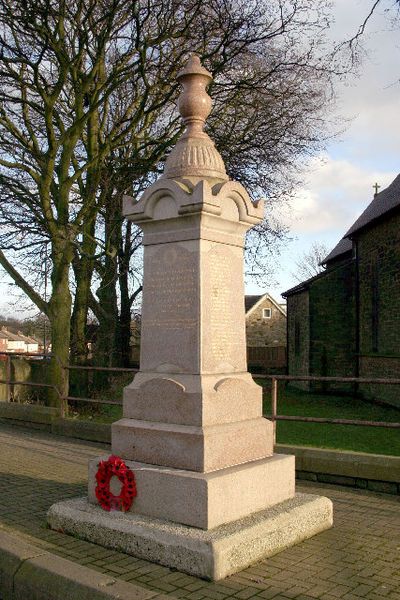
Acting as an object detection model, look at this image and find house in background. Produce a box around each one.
[245,293,287,371]
[0,331,8,352]
[0,327,42,354]
[283,173,400,407]
[1,328,26,353]
[17,332,39,353]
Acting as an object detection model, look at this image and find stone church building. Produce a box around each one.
[283,174,400,407]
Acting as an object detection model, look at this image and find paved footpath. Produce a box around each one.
[0,422,399,600]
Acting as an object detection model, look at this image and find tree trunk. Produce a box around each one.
[93,265,118,391]
[95,260,119,368]
[70,275,89,365]
[70,264,90,398]
[118,267,132,367]
[94,193,121,370]
[47,252,72,409]
[116,221,143,367]
[70,224,97,396]
[117,223,133,367]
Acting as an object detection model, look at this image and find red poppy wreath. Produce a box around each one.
[95,455,137,512]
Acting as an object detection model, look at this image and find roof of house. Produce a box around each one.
[344,173,400,238]
[320,174,400,266]
[245,295,263,313]
[245,294,287,316]
[17,331,39,344]
[1,327,25,342]
[284,174,400,297]
[321,237,353,265]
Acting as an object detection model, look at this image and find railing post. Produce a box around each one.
[6,354,12,402]
[271,376,278,445]
[57,356,68,419]
[60,394,68,419]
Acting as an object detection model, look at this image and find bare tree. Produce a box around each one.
[335,0,400,69]
[71,0,353,367]
[0,0,356,401]
[292,242,329,283]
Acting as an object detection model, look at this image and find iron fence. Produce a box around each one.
[258,374,400,443]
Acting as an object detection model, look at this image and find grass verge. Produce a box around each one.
[259,381,400,456]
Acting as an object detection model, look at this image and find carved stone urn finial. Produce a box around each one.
[163,54,228,181]
[177,54,213,139]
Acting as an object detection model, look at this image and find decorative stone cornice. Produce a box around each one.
[123,179,264,226]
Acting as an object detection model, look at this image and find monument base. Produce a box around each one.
[47,493,333,581]
[88,454,296,529]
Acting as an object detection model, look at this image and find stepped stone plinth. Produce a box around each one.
[48,54,332,580]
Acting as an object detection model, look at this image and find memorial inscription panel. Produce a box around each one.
[202,244,247,372]
[141,244,199,372]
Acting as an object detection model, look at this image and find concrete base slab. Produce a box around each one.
[47,493,333,581]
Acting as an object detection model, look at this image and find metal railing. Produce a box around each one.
[61,363,138,417]
[0,351,138,417]
[257,374,400,443]
[0,353,399,441]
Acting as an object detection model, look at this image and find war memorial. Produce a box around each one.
[47,55,333,581]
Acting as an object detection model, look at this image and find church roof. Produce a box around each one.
[344,173,400,237]
[282,271,325,298]
[321,238,353,265]
[321,173,400,265]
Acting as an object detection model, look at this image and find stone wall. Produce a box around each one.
[245,297,286,347]
[309,260,357,393]
[0,357,48,403]
[286,290,309,390]
[357,213,400,407]
[359,355,400,408]
[285,209,400,406]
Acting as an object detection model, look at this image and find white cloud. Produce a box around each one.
[276,155,397,236]
[254,156,397,300]
[330,0,400,162]
[270,3,400,239]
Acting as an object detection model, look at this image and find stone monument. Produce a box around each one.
[48,55,333,580]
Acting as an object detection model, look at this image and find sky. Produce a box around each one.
[1,0,399,318]
[247,0,400,302]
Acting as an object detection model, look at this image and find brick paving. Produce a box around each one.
[0,421,399,600]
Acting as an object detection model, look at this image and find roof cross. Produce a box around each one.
[373,182,380,196]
